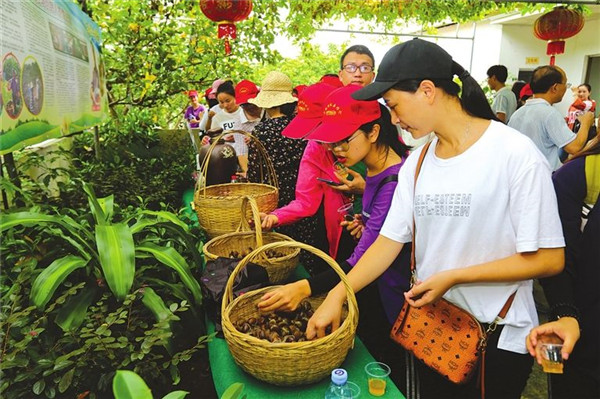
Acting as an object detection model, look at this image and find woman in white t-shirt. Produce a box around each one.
[306,39,566,399]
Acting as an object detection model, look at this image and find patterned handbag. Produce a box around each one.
[390,142,515,388]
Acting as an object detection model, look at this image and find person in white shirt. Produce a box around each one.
[486,65,517,123]
[307,39,566,399]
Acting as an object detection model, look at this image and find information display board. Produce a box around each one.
[1,0,108,155]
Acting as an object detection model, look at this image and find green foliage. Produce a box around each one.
[221,382,246,399]
[113,370,189,399]
[0,258,212,399]
[247,42,342,86]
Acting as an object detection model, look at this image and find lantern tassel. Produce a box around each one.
[224,37,231,56]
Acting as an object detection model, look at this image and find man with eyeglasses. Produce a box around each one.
[509,65,595,170]
[338,45,376,87]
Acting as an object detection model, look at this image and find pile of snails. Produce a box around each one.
[228,248,286,259]
[234,300,325,342]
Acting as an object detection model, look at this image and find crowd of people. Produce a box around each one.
[184,39,598,399]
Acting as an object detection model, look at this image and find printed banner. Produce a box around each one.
[0,0,108,155]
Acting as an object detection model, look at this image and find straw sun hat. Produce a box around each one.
[248,71,297,108]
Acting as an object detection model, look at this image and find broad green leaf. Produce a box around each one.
[141,287,175,354]
[1,212,65,231]
[58,368,75,393]
[55,287,98,332]
[98,195,115,222]
[144,278,192,305]
[0,212,95,258]
[95,224,135,301]
[221,383,245,399]
[162,392,189,399]
[137,243,202,306]
[30,256,88,309]
[83,182,108,225]
[33,379,45,395]
[138,210,188,231]
[112,370,152,399]
[141,287,172,322]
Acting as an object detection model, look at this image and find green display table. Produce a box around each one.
[206,268,405,398]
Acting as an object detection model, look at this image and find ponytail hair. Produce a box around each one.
[359,104,411,159]
[392,61,499,122]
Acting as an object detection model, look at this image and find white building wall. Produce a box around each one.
[500,19,600,116]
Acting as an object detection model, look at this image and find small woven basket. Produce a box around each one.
[193,130,278,238]
[221,241,359,386]
[203,197,300,283]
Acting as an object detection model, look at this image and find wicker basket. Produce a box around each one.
[221,242,359,386]
[203,197,300,283]
[193,130,278,238]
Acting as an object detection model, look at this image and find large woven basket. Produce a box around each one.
[203,197,300,283]
[221,242,359,386]
[193,130,278,238]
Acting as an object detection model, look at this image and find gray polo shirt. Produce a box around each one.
[508,98,575,171]
[491,86,517,123]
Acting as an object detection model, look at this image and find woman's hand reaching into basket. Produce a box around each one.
[259,212,279,230]
[305,285,346,339]
[257,280,312,312]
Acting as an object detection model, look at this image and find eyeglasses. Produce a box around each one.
[343,64,374,74]
[327,132,362,151]
[566,83,572,89]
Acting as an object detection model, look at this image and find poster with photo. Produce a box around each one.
[0,0,108,155]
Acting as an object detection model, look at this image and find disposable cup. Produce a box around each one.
[337,203,355,222]
[539,342,564,374]
[365,362,390,396]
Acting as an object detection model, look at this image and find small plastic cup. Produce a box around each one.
[365,362,391,396]
[337,203,355,223]
[334,161,349,178]
[340,381,361,398]
[539,342,564,374]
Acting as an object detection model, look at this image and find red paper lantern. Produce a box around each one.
[200,0,253,55]
[534,6,584,65]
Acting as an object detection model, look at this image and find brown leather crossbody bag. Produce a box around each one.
[390,141,515,392]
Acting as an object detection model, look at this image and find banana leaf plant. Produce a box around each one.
[0,182,204,334]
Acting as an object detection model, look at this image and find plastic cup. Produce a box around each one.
[365,362,390,396]
[334,161,349,178]
[340,381,361,398]
[337,203,355,223]
[539,342,564,374]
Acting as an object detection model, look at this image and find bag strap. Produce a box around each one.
[410,141,515,322]
[375,174,398,193]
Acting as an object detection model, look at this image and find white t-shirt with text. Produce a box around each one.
[380,120,565,354]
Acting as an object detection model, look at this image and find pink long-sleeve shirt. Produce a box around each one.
[271,140,348,259]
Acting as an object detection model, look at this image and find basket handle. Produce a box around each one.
[221,241,358,330]
[196,130,279,194]
[236,196,264,248]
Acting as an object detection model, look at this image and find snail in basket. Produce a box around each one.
[234,300,325,342]
[228,248,287,259]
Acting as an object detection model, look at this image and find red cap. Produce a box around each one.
[319,75,343,88]
[188,90,198,98]
[305,85,381,143]
[520,83,533,99]
[235,80,259,105]
[293,84,308,97]
[282,83,338,139]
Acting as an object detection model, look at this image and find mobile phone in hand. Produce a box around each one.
[316,177,343,186]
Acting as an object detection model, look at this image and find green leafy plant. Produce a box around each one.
[0,184,211,398]
[112,370,188,399]
[1,181,203,312]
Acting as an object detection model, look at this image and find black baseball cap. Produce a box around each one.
[352,38,454,101]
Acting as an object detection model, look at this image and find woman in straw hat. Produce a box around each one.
[247,71,303,209]
[307,38,566,398]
